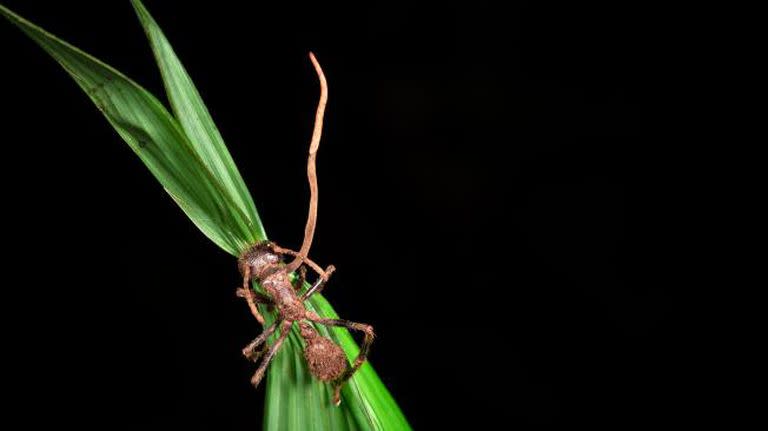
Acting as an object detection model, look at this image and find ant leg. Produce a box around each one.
[250,321,293,388]
[305,313,374,405]
[292,265,307,291]
[301,265,336,300]
[236,288,273,307]
[241,265,251,290]
[241,319,280,361]
[272,245,336,297]
[272,245,331,280]
[236,284,271,325]
[238,266,264,324]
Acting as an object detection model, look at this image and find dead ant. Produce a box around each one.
[235,53,374,406]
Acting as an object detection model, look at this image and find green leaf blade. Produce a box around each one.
[130,0,265,244]
[0,4,257,255]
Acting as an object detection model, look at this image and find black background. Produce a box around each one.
[1,1,683,429]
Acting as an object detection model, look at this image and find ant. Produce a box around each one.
[235,53,374,406]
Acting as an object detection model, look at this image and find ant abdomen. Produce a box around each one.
[299,322,347,381]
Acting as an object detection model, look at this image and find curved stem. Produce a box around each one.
[286,52,327,273]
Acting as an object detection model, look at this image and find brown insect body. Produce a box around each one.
[239,242,307,321]
[236,53,374,406]
[239,242,348,379]
[238,240,372,404]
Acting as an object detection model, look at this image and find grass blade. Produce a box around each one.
[0,4,258,256]
[129,0,265,242]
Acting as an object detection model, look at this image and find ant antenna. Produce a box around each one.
[285,52,327,274]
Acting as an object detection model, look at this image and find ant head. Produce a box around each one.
[238,241,282,279]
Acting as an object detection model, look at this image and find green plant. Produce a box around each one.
[0,2,410,430]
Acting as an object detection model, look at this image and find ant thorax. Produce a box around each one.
[239,242,306,320]
[238,242,281,280]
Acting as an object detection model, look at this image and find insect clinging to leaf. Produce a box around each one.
[235,53,374,406]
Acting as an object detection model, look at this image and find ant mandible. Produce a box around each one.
[235,52,374,406]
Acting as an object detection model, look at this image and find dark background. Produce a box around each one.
[1,1,683,429]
